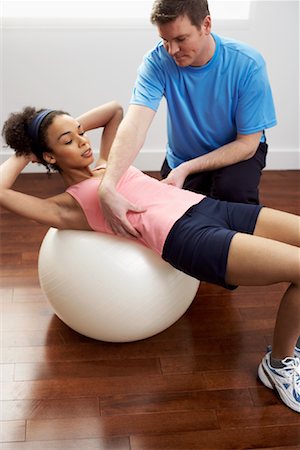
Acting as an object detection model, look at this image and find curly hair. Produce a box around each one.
[150,0,210,28]
[2,106,69,172]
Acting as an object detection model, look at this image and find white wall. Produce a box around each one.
[1,1,299,172]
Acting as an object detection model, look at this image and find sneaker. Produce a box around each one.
[258,352,300,413]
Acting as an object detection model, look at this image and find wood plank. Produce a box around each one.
[1,437,130,449]
[0,420,26,443]
[217,404,300,428]
[1,398,100,421]
[130,425,300,449]
[2,372,208,401]
[1,334,268,364]
[100,389,254,416]
[14,358,162,381]
[26,411,218,441]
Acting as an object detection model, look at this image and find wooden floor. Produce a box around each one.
[1,170,300,449]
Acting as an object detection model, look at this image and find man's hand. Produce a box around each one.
[99,185,145,238]
[161,164,188,189]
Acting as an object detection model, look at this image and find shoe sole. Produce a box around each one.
[258,362,274,390]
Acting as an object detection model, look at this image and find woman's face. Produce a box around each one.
[45,114,94,170]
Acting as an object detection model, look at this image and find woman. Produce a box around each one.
[1,105,299,413]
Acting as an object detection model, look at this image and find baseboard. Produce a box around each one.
[264,148,300,170]
[1,148,299,173]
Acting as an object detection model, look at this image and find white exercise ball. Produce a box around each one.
[38,228,199,342]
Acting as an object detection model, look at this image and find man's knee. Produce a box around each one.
[212,174,260,204]
[213,143,268,204]
[160,158,170,180]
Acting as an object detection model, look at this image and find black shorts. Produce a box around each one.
[162,197,263,290]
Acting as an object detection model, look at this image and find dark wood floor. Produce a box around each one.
[1,170,300,449]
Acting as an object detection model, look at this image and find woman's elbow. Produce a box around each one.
[112,101,124,121]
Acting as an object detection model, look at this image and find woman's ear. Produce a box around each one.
[43,152,56,165]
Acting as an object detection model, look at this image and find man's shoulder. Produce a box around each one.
[143,41,169,64]
[216,33,265,67]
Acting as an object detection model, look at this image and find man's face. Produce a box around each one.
[157,14,212,67]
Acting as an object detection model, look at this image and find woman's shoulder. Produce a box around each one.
[48,192,91,229]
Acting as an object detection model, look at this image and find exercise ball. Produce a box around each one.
[38,228,199,342]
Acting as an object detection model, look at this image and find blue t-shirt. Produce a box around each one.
[130,33,277,168]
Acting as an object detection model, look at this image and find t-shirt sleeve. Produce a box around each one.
[130,50,165,112]
[236,61,277,134]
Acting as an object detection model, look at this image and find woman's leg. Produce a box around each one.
[225,208,300,412]
[226,232,300,358]
[253,207,300,247]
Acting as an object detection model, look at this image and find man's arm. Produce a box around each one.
[162,132,263,188]
[99,104,156,237]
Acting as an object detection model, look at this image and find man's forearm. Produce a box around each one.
[180,132,262,178]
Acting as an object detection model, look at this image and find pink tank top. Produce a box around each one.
[66,166,205,255]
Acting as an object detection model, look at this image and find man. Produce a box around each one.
[99,0,277,238]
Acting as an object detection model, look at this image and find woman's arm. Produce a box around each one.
[0,153,32,189]
[76,101,123,165]
[0,154,65,228]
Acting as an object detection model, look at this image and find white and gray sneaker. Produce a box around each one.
[258,352,300,413]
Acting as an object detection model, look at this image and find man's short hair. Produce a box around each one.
[150,0,210,28]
